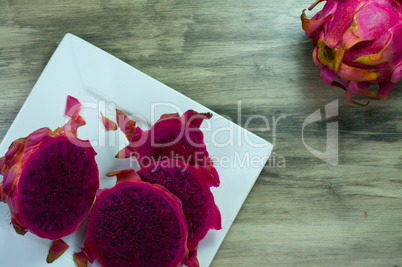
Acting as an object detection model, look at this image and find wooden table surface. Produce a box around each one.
[1,1,402,266]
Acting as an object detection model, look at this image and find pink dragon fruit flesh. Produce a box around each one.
[137,159,222,267]
[83,169,189,267]
[0,96,99,240]
[115,109,214,167]
[301,0,402,104]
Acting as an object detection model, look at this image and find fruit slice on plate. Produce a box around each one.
[0,96,99,240]
[116,109,214,167]
[83,169,189,267]
[137,159,222,267]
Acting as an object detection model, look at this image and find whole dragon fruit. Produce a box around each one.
[301,0,402,104]
[83,169,189,267]
[0,96,99,240]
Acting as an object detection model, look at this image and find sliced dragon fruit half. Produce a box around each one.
[137,159,222,266]
[115,109,214,167]
[83,169,189,267]
[0,96,99,240]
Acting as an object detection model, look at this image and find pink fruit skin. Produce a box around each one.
[84,169,189,267]
[46,239,70,263]
[301,0,402,104]
[116,110,214,167]
[100,112,118,131]
[73,251,88,267]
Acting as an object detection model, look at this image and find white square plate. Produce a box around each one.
[0,33,273,267]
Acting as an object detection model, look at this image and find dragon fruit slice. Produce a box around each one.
[46,239,69,263]
[0,96,99,240]
[115,109,214,167]
[301,0,402,104]
[137,159,221,260]
[83,169,189,267]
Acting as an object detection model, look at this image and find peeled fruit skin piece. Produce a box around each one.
[65,95,82,120]
[0,96,99,240]
[73,251,88,267]
[100,112,118,131]
[84,169,189,267]
[46,239,70,263]
[301,0,402,104]
[116,109,214,167]
[137,159,222,256]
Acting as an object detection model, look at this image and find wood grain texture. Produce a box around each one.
[1,0,402,266]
